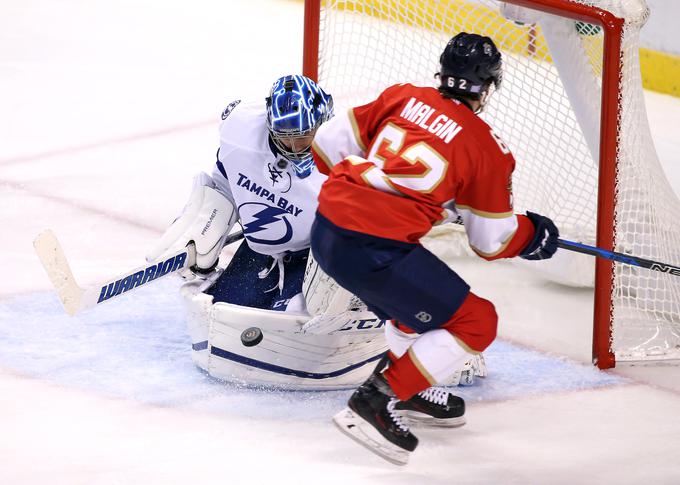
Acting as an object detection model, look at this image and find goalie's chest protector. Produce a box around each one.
[218,102,325,256]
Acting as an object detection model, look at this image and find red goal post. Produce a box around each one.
[302,0,680,369]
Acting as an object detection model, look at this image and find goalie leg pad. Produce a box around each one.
[179,286,388,389]
[303,250,366,316]
[301,241,381,334]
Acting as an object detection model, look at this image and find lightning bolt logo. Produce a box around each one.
[243,206,285,234]
[240,203,294,245]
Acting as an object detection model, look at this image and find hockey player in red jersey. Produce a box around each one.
[310,33,559,465]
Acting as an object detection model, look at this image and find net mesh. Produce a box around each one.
[314,0,680,362]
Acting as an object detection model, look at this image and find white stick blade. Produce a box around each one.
[33,230,84,316]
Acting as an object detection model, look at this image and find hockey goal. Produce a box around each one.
[303,0,680,368]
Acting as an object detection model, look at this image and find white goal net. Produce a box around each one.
[305,0,680,366]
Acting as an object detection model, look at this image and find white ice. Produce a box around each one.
[1,1,680,483]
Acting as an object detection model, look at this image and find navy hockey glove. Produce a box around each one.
[519,212,559,261]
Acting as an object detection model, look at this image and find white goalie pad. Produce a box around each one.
[181,271,490,390]
[303,250,368,316]
[180,281,388,390]
[443,354,488,387]
[301,251,376,334]
[300,309,381,335]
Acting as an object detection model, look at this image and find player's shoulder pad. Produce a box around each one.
[221,99,242,120]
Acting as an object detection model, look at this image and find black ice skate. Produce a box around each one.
[394,387,466,427]
[333,373,418,466]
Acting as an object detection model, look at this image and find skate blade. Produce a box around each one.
[332,407,410,466]
[400,410,466,428]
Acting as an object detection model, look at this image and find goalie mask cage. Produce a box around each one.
[303,0,680,368]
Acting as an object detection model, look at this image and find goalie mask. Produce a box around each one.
[437,32,503,113]
[266,75,334,178]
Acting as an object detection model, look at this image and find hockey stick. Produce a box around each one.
[34,229,245,316]
[449,216,680,275]
[557,239,680,276]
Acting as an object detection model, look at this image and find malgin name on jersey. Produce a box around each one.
[400,97,463,143]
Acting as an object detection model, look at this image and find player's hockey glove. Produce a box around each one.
[519,211,559,260]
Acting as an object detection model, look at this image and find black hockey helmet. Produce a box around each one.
[437,32,503,102]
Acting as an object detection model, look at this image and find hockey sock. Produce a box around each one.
[384,328,472,401]
[383,350,432,401]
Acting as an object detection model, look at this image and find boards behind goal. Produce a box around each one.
[302,0,680,368]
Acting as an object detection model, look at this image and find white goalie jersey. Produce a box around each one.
[210,100,326,257]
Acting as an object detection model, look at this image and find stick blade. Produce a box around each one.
[33,230,84,316]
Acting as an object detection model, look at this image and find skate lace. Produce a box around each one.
[258,254,285,294]
[419,387,449,406]
[387,398,409,432]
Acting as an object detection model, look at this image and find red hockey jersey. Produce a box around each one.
[312,83,534,259]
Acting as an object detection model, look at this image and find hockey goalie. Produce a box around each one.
[146,74,486,391]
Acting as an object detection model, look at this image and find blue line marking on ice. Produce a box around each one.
[0,278,627,421]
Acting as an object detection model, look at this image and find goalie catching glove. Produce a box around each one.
[146,173,238,279]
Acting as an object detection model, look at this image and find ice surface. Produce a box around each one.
[0,279,626,415]
[2,0,680,483]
